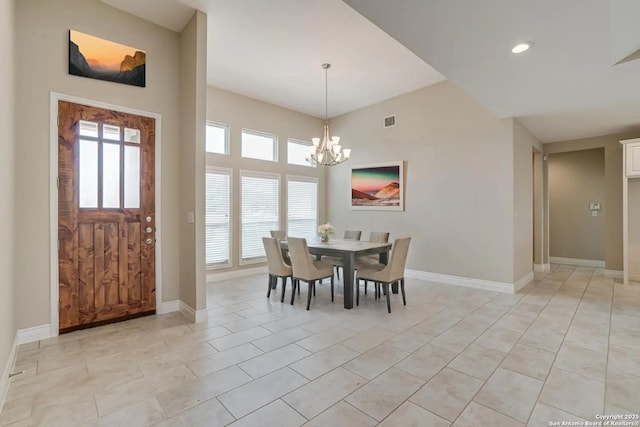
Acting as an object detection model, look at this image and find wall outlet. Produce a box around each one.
[592,211,598,217]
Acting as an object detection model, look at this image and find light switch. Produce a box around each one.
[187,212,195,224]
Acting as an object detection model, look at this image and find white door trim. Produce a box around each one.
[49,92,162,337]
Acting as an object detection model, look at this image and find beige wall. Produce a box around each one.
[533,151,543,265]
[206,86,326,273]
[179,12,207,310]
[327,82,516,284]
[0,0,16,391]
[544,131,639,270]
[14,0,187,328]
[548,148,605,261]
[513,121,543,281]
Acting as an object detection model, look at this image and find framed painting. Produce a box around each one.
[69,30,146,87]
[351,161,404,211]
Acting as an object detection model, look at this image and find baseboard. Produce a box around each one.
[178,301,207,323]
[549,257,605,268]
[0,332,19,415]
[404,269,515,294]
[534,263,551,272]
[207,266,267,283]
[157,299,180,314]
[17,324,51,345]
[514,271,534,291]
[605,270,623,279]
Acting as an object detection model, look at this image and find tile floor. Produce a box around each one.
[1,264,639,426]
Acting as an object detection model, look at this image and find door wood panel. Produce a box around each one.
[58,101,156,333]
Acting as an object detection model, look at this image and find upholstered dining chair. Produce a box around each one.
[287,237,335,310]
[355,231,391,295]
[262,237,293,303]
[269,230,290,264]
[325,230,362,279]
[356,237,411,313]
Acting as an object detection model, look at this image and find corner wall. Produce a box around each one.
[327,82,515,285]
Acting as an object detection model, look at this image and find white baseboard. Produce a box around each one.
[207,266,267,283]
[404,269,515,294]
[179,301,207,323]
[0,332,18,416]
[549,257,605,268]
[514,271,534,291]
[157,299,180,314]
[534,263,551,272]
[17,324,51,345]
[605,270,623,279]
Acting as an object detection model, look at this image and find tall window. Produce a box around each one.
[287,177,318,240]
[206,122,229,155]
[288,139,314,167]
[206,167,231,268]
[242,130,277,161]
[241,171,279,262]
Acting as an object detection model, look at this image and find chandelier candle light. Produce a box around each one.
[305,63,351,166]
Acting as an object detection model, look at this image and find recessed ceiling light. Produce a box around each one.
[512,42,532,54]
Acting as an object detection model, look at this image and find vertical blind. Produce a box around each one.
[287,178,318,240]
[241,173,279,261]
[206,170,231,266]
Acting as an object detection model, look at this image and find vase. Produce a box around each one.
[321,234,329,243]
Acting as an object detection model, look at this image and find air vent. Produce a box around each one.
[383,115,396,128]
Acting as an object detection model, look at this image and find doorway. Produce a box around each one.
[57,100,157,333]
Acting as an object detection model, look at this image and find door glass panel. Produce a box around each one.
[102,143,121,208]
[124,128,140,143]
[78,139,98,208]
[124,146,140,208]
[79,121,98,138]
[103,124,120,141]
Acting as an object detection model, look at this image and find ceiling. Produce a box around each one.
[102,0,640,143]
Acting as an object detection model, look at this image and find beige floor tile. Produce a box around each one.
[447,344,506,380]
[410,367,483,422]
[163,325,231,351]
[474,368,543,422]
[284,367,366,419]
[453,401,524,427]
[500,344,555,381]
[209,326,272,351]
[527,403,586,427]
[9,396,97,427]
[396,343,457,381]
[554,342,607,381]
[229,400,306,427]
[430,326,480,353]
[564,325,609,353]
[341,327,396,353]
[605,371,640,413]
[0,396,33,426]
[300,315,347,334]
[378,401,450,427]
[386,326,439,353]
[345,368,424,421]
[187,342,263,377]
[95,365,196,416]
[156,366,252,417]
[493,313,535,334]
[474,326,522,352]
[519,325,565,353]
[80,398,165,427]
[218,367,308,418]
[343,344,409,380]
[379,315,424,334]
[238,343,311,379]
[304,401,377,427]
[262,312,323,334]
[290,344,359,380]
[416,311,464,334]
[608,345,640,377]
[539,367,604,420]
[250,326,313,353]
[296,326,355,353]
[154,398,235,427]
[609,325,640,351]
[5,364,89,404]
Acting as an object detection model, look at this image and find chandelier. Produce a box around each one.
[305,63,351,166]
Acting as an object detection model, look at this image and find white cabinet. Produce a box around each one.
[625,140,640,177]
[621,138,640,284]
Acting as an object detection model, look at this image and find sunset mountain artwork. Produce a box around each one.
[351,162,404,211]
[69,30,146,87]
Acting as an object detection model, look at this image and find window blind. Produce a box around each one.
[206,170,231,267]
[241,173,279,261]
[287,178,318,240]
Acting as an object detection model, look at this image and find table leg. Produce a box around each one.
[343,253,355,309]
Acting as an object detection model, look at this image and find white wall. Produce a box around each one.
[14,0,188,329]
[327,82,516,284]
[0,0,16,400]
[206,86,326,272]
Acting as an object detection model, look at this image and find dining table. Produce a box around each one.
[280,238,392,309]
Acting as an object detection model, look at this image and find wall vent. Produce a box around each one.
[383,115,396,128]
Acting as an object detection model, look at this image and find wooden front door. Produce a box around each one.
[58,101,156,333]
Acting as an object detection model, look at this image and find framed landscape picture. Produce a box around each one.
[351,161,404,211]
[69,30,146,87]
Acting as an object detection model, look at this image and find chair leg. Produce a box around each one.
[281,276,287,303]
[331,276,334,302]
[267,274,273,298]
[291,279,297,305]
[401,278,406,305]
[356,278,360,306]
[313,282,316,296]
[307,280,314,310]
[335,266,340,280]
[385,282,391,313]
[364,280,367,295]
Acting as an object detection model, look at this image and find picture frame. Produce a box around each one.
[350,161,404,211]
